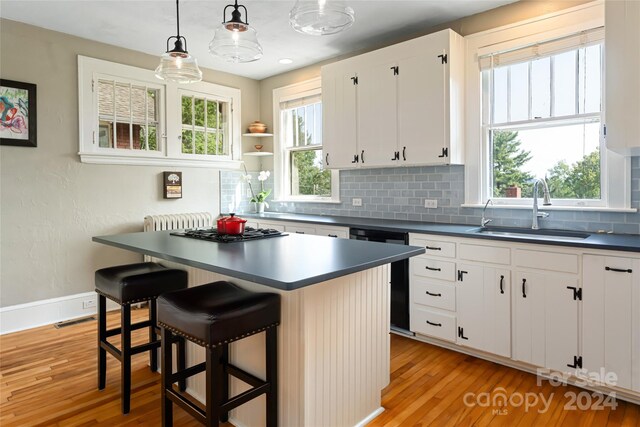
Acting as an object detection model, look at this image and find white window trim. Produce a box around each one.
[464,1,633,212]
[78,55,242,169]
[272,77,340,203]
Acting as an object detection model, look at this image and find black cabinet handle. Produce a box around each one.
[402,146,406,161]
[325,153,329,166]
[425,246,441,251]
[328,234,338,238]
[295,231,305,234]
[605,266,633,273]
[426,291,442,297]
[499,275,505,294]
[426,320,441,327]
[522,278,527,298]
[361,150,365,163]
[425,266,442,272]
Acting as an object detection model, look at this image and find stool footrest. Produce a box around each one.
[170,361,207,384]
[130,340,161,356]
[166,387,206,424]
[221,383,270,413]
[101,341,121,360]
[105,319,154,338]
[227,364,265,389]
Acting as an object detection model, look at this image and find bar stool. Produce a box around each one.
[157,281,280,427]
[95,262,188,414]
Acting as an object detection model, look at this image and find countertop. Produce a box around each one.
[242,212,640,253]
[93,231,425,291]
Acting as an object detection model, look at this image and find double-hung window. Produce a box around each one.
[465,2,631,211]
[273,78,339,202]
[481,29,604,203]
[78,56,241,167]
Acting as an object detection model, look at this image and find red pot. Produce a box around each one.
[217,213,247,235]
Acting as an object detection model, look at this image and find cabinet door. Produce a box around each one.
[322,68,358,169]
[398,49,447,165]
[583,255,639,391]
[357,62,398,168]
[456,264,484,350]
[483,269,511,358]
[544,275,580,375]
[513,272,546,367]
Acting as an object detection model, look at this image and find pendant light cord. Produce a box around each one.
[175,0,181,37]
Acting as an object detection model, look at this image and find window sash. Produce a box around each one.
[179,92,230,157]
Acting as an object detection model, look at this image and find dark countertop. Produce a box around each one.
[93,231,425,291]
[242,212,640,253]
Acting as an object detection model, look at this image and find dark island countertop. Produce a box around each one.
[242,212,640,253]
[93,231,425,291]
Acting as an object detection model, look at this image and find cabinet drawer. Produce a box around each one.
[412,258,456,282]
[515,249,578,274]
[410,307,456,342]
[256,221,286,232]
[459,244,510,265]
[315,226,349,239]
[285,224,317,235]
[410,236,456,258]
[412,280,455,311]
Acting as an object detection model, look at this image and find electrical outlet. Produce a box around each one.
[83,298,96,309]
[424,199,438,209]
[352,198,363,207]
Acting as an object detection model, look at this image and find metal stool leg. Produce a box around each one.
[121,304,132,414]
[161,328,174,427]
[266,327,278,427]
[97,294,107,390]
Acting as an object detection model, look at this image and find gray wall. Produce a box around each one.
[0,19,261,307]
[221,158,640,234]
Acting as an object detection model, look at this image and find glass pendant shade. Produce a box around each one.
[289,0,355,36]
[156,0,202,83]
[209,23,263,63]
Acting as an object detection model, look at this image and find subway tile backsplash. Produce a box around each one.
[220,156,640,234]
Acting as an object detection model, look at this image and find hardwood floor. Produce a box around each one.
[1,308,638,426]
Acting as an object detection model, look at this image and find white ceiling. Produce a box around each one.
[1,0,516,80]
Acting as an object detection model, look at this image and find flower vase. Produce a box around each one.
[255,202,265,213]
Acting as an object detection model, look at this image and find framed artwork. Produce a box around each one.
[0,79,37,147]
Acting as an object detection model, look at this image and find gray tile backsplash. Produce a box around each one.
[221,156,640,234]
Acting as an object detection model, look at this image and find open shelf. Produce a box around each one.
[242,133,273,137]
[243,151,273,157]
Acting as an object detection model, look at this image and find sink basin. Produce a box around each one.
[468,227,590,242]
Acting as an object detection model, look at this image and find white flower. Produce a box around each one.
[258,170,271,181]
[241,174,252,182]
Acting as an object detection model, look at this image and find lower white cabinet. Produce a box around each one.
[583,255,640,392]
[285,224,317,235]
[513,271,580,375]
[456,264,511,357]
[315,225,349,239]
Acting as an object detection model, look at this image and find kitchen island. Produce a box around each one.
[93,231,424,427]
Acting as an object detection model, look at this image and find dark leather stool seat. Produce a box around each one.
[95,262,188,415]
[158,281,280,427]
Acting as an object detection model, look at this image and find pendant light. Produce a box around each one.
[156,0,203,83]
[289,0,355,36]
[209,0,263,63]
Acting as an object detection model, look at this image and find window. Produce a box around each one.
[481,30,604,201]
[465,2,632,211]
[273,78,339,202]
[179,92,230,157]
[78,56,241,167]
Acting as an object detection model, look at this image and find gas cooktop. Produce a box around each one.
[170,227,287,243]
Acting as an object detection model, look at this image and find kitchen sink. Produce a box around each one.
[467,227,590,242]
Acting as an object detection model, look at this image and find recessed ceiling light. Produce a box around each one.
[278,58,293,65]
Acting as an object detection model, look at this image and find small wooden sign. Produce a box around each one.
[163,171,182,199]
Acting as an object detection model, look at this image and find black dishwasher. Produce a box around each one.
[349,228,413,335]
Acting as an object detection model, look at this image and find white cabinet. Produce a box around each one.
[284,224,317,235]
[456,264,511,357]
[315,225,349,239]
[513,271,580,374]
[583,255,640,392]
[322,29,465,170]
[605,0,640,155]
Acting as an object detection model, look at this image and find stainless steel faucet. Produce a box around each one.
[532,178,552,229]
[481,199,493,227]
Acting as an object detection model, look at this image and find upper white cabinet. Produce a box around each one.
[605,0,640,155]
[322,29,465,170]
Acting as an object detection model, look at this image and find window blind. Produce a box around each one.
[280,93,322,110]
[479,27,604,70]
[98,80,158,123]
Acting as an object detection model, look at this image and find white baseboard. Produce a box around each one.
[355,407,385,427]
[0,291,119,335]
